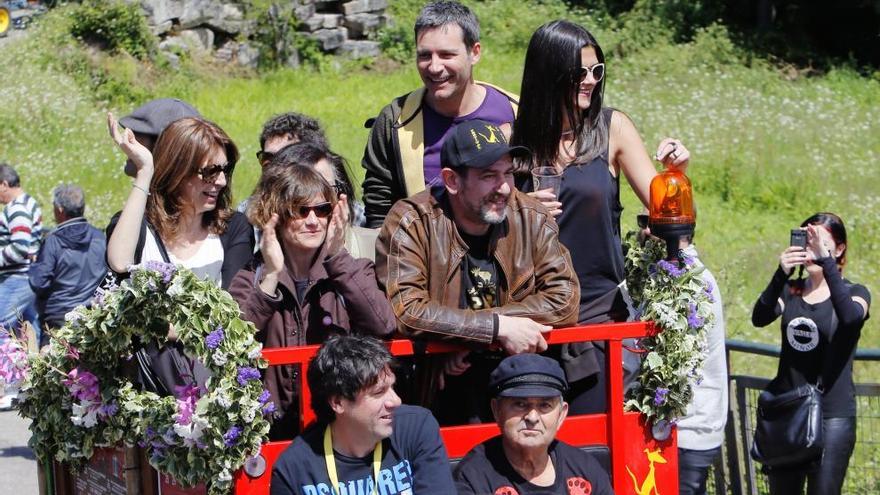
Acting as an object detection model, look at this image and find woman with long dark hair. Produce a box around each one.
[510,20,690,413]
[752,213,870,495]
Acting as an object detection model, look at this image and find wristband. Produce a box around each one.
[132,182,151,196]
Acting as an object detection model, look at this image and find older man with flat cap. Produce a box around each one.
[454,353,614,495]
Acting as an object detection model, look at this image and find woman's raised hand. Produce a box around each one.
[655,138,690,169]
[805,224,834,260]
[527,189,562,217]
[107,112,154,177]
[324,194,348,257]
[261,214,285,276]
[779,245,809,275]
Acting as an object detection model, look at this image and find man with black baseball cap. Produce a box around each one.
[376,119,579,424]
[118,98,201,177]
[454,353,614,494]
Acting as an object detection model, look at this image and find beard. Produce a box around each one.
[479,193,509,225]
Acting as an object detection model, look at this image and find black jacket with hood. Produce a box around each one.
[29,217,106,328]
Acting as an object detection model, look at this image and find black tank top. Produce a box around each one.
[519,109,626,324]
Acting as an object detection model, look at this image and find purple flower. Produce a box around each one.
[262,401,276,416]
[237,367,261,386]
[141,260,177,283]
[258,389,271,405]
[657,259,686,278]
[653,387,669,406]
[206,327,225,350]
[223,426,242,447]
[63,367,101,402]
[687,303,705,329]
[681,253,695,267]
[99,402,118,418]
[703,287,716,303]
[174,384,200,426]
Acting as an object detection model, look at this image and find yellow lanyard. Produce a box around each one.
[323,426,382,495]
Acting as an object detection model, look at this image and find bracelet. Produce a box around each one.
[131,182,150,196]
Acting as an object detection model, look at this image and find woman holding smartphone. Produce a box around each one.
[752,212,870,495]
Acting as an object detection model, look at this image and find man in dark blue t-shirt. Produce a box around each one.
[270,335,455,495]
[454,354,614,495]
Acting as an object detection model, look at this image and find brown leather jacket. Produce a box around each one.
[376,188,579,343]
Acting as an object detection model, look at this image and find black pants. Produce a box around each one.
[766,416,856,495]
[679,446,721,495]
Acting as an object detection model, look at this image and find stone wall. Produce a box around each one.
[137,0,388,68]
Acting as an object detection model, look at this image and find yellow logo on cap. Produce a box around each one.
[477,124,501,144]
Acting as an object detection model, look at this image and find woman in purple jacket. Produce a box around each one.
[229,164,396,440]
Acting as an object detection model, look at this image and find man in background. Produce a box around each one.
[29,184,106,348]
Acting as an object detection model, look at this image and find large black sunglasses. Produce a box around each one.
[197,162,235,183]
[293,202,333,219]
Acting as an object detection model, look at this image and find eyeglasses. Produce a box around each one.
[198,163,235,183]
[637,214,649,230]
[574,63,605,83]
[292,202,333,219]
[256,150,274,166]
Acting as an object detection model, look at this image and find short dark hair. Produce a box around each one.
[414,1,480,48]
[308,335,393,424]
[53,184,86,218]
[269,142,358,221]
[0,163,21,188]
[259,112,328,150]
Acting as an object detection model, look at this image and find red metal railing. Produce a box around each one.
[234,322,657,494]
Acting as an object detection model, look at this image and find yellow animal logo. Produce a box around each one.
[626,448,667,495]
[477,124,502,144]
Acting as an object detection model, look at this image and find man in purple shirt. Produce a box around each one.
[360,1,519,228]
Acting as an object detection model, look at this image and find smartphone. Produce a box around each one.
[790,229,807,249]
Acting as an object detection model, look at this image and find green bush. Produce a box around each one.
[69,0,155,59]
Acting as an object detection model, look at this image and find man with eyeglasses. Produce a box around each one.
[376,120,578,425]
[453,353,613,495]
[361,1,519,228]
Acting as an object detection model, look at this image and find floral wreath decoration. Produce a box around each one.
[622,232,716,432]
[19,261,272,494]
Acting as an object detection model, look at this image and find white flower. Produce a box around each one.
[242,406,256,423]
[173,415,209,447]
[71,400,100,428]
[247,344,263,360]
[64,307,86,324]
[218,469,232,482]
[166,277,185,297]
[212,350,228,366]
[216,393,232,409]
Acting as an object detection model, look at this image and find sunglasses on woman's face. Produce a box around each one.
[198,162,235,183]
[575,63,605,83]
[293,202,333,219]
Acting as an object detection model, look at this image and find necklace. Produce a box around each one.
[323,426,382,495]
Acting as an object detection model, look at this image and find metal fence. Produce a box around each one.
[707,340,880,495]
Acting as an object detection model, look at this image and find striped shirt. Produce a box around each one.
[0,192,43,275]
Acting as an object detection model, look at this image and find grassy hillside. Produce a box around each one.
[0,2,878,380]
